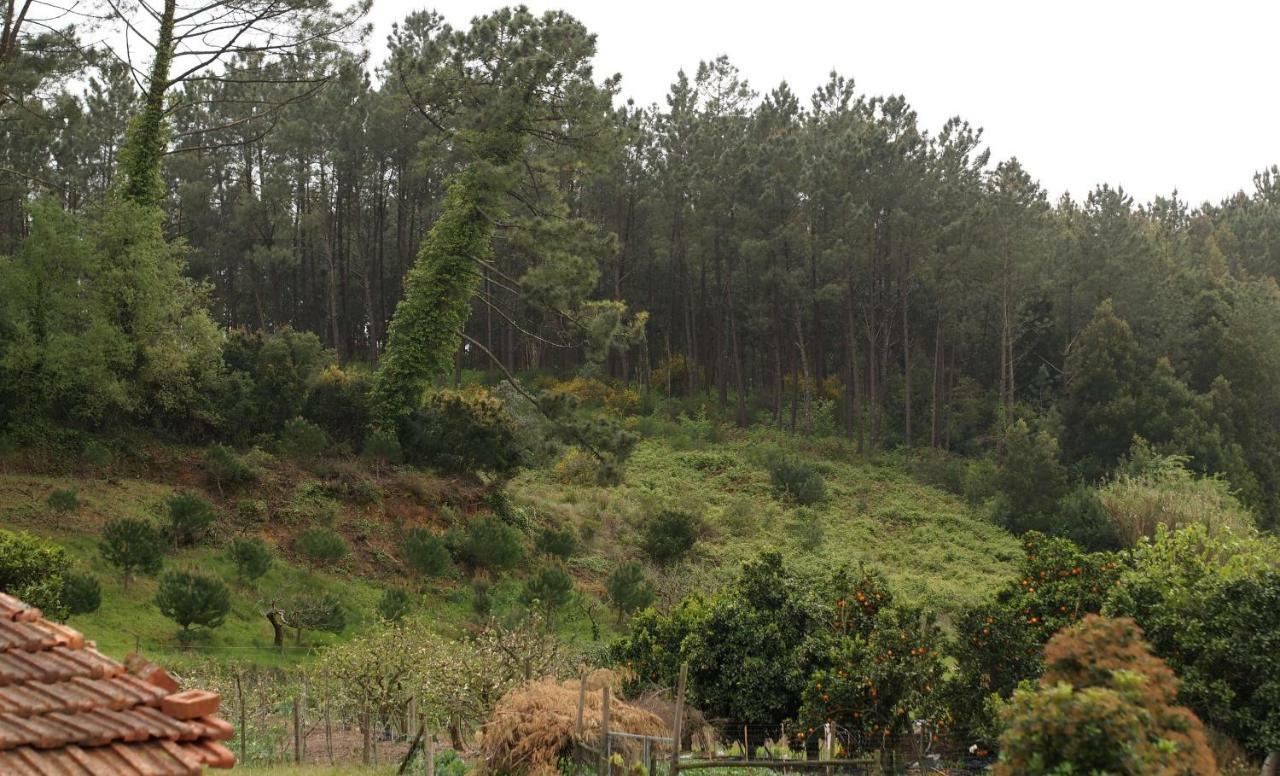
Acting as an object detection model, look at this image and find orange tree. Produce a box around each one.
[996,615,1217,775]
[947,532,1123,741]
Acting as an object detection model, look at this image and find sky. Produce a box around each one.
[364,0,1279,206]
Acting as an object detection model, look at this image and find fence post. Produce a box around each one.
[293,695,301,764]
[599,686,611,776]
[425,733,435,776]
[324,685,333,765]
[670,662,687,776]
[575,673,588,736]
[235,672,246,765]
[362,711,372,765]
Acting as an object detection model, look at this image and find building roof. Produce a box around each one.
[0,591,236,775]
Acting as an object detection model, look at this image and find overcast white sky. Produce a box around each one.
[365,0,1279,206]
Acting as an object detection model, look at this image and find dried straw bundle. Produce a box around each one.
[479,669,666,775]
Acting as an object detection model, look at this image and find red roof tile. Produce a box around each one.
[0,595,235,774]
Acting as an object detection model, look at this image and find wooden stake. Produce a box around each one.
[324,685,333,765]
[425,734,435,776]
[234,673,246,764]
[575,673,588,736]
[292,696,301,764]
[670,663,688,775]
[599,686,612,776]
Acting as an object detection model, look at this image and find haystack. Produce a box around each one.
[479,669,667,776]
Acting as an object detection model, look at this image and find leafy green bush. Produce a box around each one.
[788,507,825,551]
[450,515,523,574]
[227,537,272,581]
[519,563,574,620]
[767,455,827,505]
[166,491,216,547]
[377,588,412,622]
[303,365,370,449]
[471,579,493,619]
[0,529,70,618]
[639,509,700,566]
[61,571,101,616]
[294,528,348,568]
[401,388,522,475]
[232,499,268,532]
[605,562,653,622]
[535,525,579,560]
[361,429,403,473]
[991,419,1069,534]
[204,444,255,494]
[46,489,79,513]
[99,519,163,587]
[155,570,231,634]
[1053,486,1122,551]
[996,616,1216,775]
[403,527,451,577]
[280,417,329,459]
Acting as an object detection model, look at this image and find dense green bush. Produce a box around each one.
[535,525,579,560]
[218,327,332,438]
[361,429,403,473]
[450,515,523,573]
[155,570,231,634]
[294,528,348,568]
[401,388,522,475]
[99,519,163,587]
[767,455,827,505]
[61,571,101,616]
[227,537,273,581]
[280,417,329,459]
[166,491,216,547]
[1053,486,1122,551]
[605,562,654,622]
[788,507,825,550]
[403,527,451,577]
[996,616,1216,775]
[639,509,700,566]
[303,365,370,449]
[46,489,80,513]
[0,528,71,618]
[232,499,268,532]
[204,444,256,494]
[377,587,412,622]
[519,563,574,620]
[991,419,1068,534]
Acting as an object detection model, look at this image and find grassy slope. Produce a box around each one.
[511,426,1021,613]
[0,424,1019,670]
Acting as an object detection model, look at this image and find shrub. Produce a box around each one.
[46,489,79,513]
[99,519,163,588]
[788,507,825,551]
[303,365,370,448]
[155,571,231,634]
[403,527,451,577]
[361,429,403,473]
[227,537,272,581]
[991,419,1069,534]
[61,571,101,616]
[401,387,522,475]
[451,515,523,574]
[472,579,493,619]
[166,491,216,547]
[767,455,826,505]
[640,509,700,566]
[535,525,579,560]
[1053,486,1122,551]
[232,499,268,532]
[605,562,654,622]
[519,563,574,620]
[552,447,598,486]
[0,529,70,618]
[204,444,255,494]
[378,588,412,622]
[1098,451,1254,547]
[996,616,1217,776]
[294,528,348,568]
[280,417,329,460]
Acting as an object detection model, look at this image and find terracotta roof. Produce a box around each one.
[0,592,236,774]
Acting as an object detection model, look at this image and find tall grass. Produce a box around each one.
[1098,454,1255,546]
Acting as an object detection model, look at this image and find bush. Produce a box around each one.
[788,507,825,551]
[378,588,412,622]
[280,417,329,459]
[46,489,79,513]
[227,537,272,581]
[605,562,654,622]
[996,616,1217,775]
[303,365,370,448]
[519,563,574,620]
[294,528,348,568]
[403,527,451,577]
[99,519,163,588]
[287,591,345,643]
[155,571,231,633]
[166,491,216,547]
[552,447,598,486]
[0,529,70,618]
[204,444,255,494]
[767,455,827,505]
[535,525,579,560]
[472,579,493,619]
[1053,486,1122,551]
[61,571,100,616]
[401,387,522,475]
[640,509,700,566]
[232,499,268,532]
[992,419,1069,534]
[362,429,403,473]
[450,515,523,574]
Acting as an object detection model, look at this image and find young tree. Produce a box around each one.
[605,562,654,623]
[377,588,411,622]
[166,491,216,547]
[226,537,272,582]
[451,515,523,574]
[155,570,231,635]
[286,591,345,644]
[61,571,101,616]
[518,564,574,623]
[640,509,700,566]
[294,527,347,568]
[403,527,450,578]
[99,519,163,588]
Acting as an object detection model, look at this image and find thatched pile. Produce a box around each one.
[478,669,667,776]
